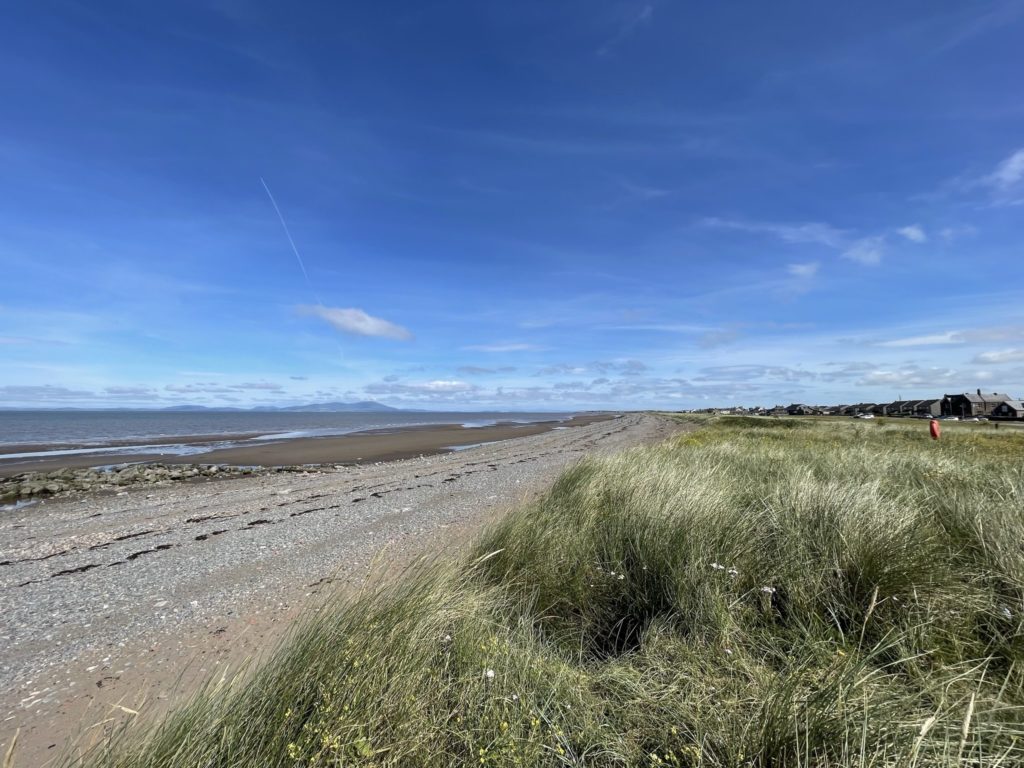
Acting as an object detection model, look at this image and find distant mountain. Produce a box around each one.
[161,405,245,412]
[270,401,399,413]
[0,401,403,413]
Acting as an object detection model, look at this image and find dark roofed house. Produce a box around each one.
[942,391,1014,418]
[786,404,821,416]
[914,399,942,418]
[842,403,877,416]
[991,400,1024,421]
[883,400,909,416]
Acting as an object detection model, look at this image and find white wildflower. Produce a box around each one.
[711,562,725,571]
[761,586,776,594]
[485,669,495,680]
[723,648,733,655]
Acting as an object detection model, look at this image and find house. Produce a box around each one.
[913,399,942,418]
[942,391,1015,418]
[842,403,877,416]
[883,400,911,416]
[991,400,1024,420]
[786,404,821,416]
[903,400,924,416]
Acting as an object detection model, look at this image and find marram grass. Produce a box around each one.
[73,417,1023,767]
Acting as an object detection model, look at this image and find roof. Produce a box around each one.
[948,392,1013,403]
[999,400,1024,410]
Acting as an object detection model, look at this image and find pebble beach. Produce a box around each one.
[0,412,679,765]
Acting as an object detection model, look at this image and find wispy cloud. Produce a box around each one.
[364,379,478,399]
[983,148,1024,191]
[972,348,1024,364]
[456,365,517,375]
[0,384,94,401]
[842,236,884,266]
[299,305,412,341]
[938,225,976,242]
[614,177,673,201]
[878,325,1024,348]
[787,261,820,278]
[897,225,927,243]
[535,360,648,377]
[463,342,542,352]
[697,327,742,348]
[702,217,846,248]
[104,386,157,396]
[165,381,285,394]
[877,331,961,347]
[598,4,654,56]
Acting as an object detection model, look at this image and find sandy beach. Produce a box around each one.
[0,412,680,766]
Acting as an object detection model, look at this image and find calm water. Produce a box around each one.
[0,410,574,450]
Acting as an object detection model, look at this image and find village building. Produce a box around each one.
[883,400,911,416]
[786,404,821,416]
[913,399,942,418]
[842,403,877,416]
[991,400,1024,420]
[941,391,1015,418]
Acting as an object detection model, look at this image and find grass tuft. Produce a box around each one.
[73,417,1024,767]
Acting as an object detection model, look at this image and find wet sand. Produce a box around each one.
[0,415,612,477]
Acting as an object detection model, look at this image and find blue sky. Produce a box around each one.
[2,1,1023,410]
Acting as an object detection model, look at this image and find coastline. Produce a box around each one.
[0,414,613,477]
[0,414,676,766]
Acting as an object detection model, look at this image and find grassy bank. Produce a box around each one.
[73,417,1023,767]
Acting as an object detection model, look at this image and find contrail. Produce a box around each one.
[260,177,323,306]
[260,177,345,360]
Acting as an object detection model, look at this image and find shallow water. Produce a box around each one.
[0,410,573,454]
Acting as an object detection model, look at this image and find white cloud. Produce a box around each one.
[456,365,517,375]
[877,331,961,347]
[877,325,1024,348]
[704,217,888,267]
[702,217,846,248]
[787,261,820,278]
[299,305,412,341]
[104,386,156,396]
[535,360,649,377]
[842,236,884,266]
[985,148,1024,190]
[972,348,1024,364]
[938,225,975,242]
[0,384,94,401]
[463,342,541,352]
[897,225,927,243]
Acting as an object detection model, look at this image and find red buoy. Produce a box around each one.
[929,419,941,440]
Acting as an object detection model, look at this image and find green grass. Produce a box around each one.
[73,417,1024,767]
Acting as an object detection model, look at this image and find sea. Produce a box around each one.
[0,410,575,461]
